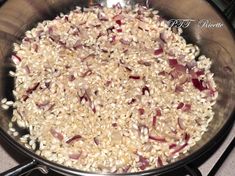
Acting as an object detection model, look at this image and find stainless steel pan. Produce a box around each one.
[0,0,234,175]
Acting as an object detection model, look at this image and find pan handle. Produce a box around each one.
[0,160,48,176]
[184,164,202,176]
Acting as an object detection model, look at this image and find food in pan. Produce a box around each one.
[2,5,218,173]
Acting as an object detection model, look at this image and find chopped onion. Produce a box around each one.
[12,54,22,64]
[24,65,30,74]
[80,69,92,77]
[122,165,131,173]
[156,108,161,116]
[116,20,122,26]
[168,59,178,68]
[177,102,184,109]
[157,157,163,167]
[158,71,167,76]
[149,135,166,142]
[68,74,76,81]
[169,143,177,149]
[175,85,184,93]
[182,104,191,112]
[184,133,190,143]
[66,135,82,144]
[159,32,167,43]
[120,38,131,45]
[142,86,150,95]
[152,116,157,127]
[138,60,151,66]
[69,152,82,160]
[50,128,64,141]
[171,143,188,155]
[26,82,40,94]
[196,70,205,77]
[94,137,99,145]
[129,75,141,80]
[138,108,145,115]
[128,98,136,105]
[177,117,185,130]
[154,48,163,55]
[97,11,108,21]
[192,78,207,91]
[139,155,149,170]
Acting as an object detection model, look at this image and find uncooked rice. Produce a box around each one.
[3,5,218,173]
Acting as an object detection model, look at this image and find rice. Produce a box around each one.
[2,5,218,173]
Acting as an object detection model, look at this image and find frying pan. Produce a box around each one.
[0,0,234,175]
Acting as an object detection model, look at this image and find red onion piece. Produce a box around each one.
[97,12,108,21]
[117,28,122,32]
[184,133,190,143]
[160,32,167,43]
[175,85,184,93]
[116,20,122,26]
[177,117,185,130]
[152,116,157,127]
[154,48,163,55]
[73,40,82,49]
[22,95,29,101]
[80,69,92,77]
[120,38,131,45]
[168,59,178,68]
[110,35,116,43]
[32,44,38,52]
[169,143,177,149]
[112,123,118,127]
[157,157,163,167]
[142,86,150,95]
[36,101,50,109]
[186,60,197,70]
[50,128,64,141]
[149,135,166,142]
[94,137,99,145]
[175,64,187,73]
[138,108,145,115]
[192,78,207,91]
[68,74,76,81]
[158,71,167,76]
[122,165,131,173]
[105,80,112,86]
[66,135,82,144]
[156,109,161,116]
[12,54,22,64]
[128,98,136,105]
[182,104,191,112]
[81,54,95,62]
[106,26,115,34]
[26,82,40,94]
[69,152,82,160]
[124,66,132,72]
[177,102,184,109]
[138,60,151,66]
[139,155,150,170]
[112,14,123,21]
[129,75,141,80]
[171,143,188,155]
[24,65,30,74]
[196,70,205,77]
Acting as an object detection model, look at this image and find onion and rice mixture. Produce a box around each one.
[1,5,218,173]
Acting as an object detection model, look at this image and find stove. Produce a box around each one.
[0,0,234,175]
